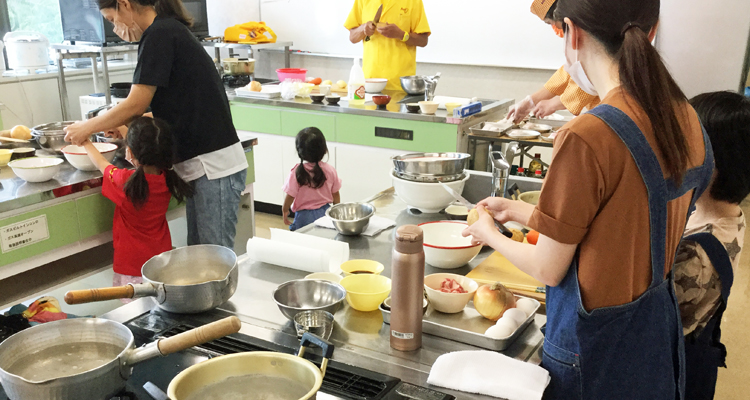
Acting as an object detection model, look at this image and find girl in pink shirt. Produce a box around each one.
[282,127,342,231]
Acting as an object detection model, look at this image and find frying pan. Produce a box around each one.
[65,245,238,313]
[167,332,333,400]
[0,316,241,400]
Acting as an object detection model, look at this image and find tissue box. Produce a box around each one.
[453,102,482,118]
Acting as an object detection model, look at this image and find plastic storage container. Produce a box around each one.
[276,68,307,82]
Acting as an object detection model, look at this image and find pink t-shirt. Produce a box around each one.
[283,162,342,212]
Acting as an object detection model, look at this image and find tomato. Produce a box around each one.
[526,230,540,245]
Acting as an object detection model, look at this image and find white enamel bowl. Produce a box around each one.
[61,143,117,171]
[8,157,64,182]
[419,221,482,269]
[424,273,479,313]
[392,172,469,213]
[365,78,388,93]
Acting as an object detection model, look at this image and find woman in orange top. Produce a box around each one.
[507,0,600,123]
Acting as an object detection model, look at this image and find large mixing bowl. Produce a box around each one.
[400,76,426,95]
[392,152,471,178]
[273,279,347,320]
[326,202,375,236]
[392,171,470,213]
[31,121,92,155]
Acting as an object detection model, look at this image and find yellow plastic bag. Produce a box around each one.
[224,21,277,44]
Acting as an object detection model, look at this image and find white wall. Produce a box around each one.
[658,0,750,97]
[206,0,261,37]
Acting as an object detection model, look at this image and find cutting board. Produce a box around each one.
[467,251,546,303]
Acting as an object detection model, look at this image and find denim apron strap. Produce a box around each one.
[683,233,733,303]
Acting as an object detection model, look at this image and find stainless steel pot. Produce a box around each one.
[0,316,241,400]
[222,57,255,76]
[65,245,239,313]
[168,333,333,400]
[326,202,375,236]
[392,152,471,177]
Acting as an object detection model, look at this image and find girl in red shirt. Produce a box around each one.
[83,117,193,297]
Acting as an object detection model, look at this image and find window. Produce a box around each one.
[2,0,63,44]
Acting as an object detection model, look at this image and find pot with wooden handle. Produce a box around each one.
[64,245,239,313]
[0,316,241,400]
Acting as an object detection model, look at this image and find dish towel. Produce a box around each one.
[427,350,550,400]
[314,216,396,237]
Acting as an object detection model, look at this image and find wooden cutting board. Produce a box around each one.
[467,251,546,303]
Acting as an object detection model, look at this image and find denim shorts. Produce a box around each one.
[290,204,330,231]
[185,169,247,248]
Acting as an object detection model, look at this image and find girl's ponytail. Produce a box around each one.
[164,168,194,203]
[124,166,150,209]
[617,25,689,183]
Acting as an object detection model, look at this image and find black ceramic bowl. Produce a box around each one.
[406,103,420,113]
[310,94,326,103]
[326,96,341,105]
[10,147,36,161]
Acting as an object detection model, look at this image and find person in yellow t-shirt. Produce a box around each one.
[344,0,431,92]
[507,0,600,123]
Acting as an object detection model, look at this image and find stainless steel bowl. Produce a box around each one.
[31,121,88,155]
[273,279,347,320]
[32,121,77,136]
[400,75,426,95]
[392,152,471,177]
[393,169,466,183]
[326,202,375,236]
[293,310,334,339]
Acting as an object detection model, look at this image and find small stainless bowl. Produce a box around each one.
[400,75,426,95]
[326,202,375,236]
[273,279,347,320]
[293,310,334,339]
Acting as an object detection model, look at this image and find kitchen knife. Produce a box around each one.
[143,381,169,400]
[365,5,383,42]
[439,182,514,239]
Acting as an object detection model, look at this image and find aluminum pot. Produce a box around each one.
[0,316,241,400]
[168,332,332,400]
[65,245,239,313]
[392,152,471,177]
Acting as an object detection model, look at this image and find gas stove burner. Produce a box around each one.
[223,74,252,89]
[110,390,139,400]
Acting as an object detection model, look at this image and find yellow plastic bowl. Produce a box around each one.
[445,102,462,114]
[340,274,392,312]
[340,259,385,276]
[0,149,11,166]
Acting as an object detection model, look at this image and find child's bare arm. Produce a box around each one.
[332,192,341,205]
[282,194,295,226]
[83,140,113,174]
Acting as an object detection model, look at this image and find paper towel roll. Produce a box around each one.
[270,229,349,273]
[246,237,331,273]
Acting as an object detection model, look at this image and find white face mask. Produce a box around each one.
[113,4,143,42]
[563,29,598,96]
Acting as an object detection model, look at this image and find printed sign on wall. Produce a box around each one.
[1,215,50,253]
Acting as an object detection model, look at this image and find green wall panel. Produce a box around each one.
[76,194,115,239]
[280,110,336,141]
[230,103,282,134]
[0,201,80,267]
[335,114,457,152]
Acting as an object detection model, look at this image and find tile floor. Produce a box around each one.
[12,208,749,397]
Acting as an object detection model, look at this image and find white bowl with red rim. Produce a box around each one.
[61,143,117,171]
[419,221,482,269]
[424,273,479,313]
[365,78,388,93]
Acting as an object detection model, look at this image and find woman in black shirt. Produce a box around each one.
[66,0,248,249]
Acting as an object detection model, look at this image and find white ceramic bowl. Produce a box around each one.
[419,221,482,269]
[392,171,469,213]
[8,157,63,182]
[424,273,479,313]
[418,101,439,115]
[61,143,117,171]
[518,190,541,206]
[365,78,388,93]
[304,272,343,284]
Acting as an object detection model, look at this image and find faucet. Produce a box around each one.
[489,141,520,198]
[423,72,441,101]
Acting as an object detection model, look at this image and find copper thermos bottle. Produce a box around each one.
[390,225,425,351]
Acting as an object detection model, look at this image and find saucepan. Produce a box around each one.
[64,245,238,313]
[167,332,333,400]
[0,316,241,400]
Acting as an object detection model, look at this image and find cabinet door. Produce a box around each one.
[335,143,404,203]
[280,136,300,187]
[246,132,285,205]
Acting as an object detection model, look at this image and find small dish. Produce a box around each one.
[506,129,541,140]
[445,204,470,220]
[418,101,439,115]
[310,94,326,103]
[10,147,35,161]
[372,95,391,106]
[340,259,384,276]
[406,103,420,113]
[325,95,341,105]
[523,122,553,133]
[424,273,479,313]
[382,296,429,314]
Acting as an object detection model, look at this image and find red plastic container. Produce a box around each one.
[276,68,307,82]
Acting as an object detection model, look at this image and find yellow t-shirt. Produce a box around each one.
[344,0,431,91]
[544,66,601,115]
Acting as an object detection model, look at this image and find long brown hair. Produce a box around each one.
[295,127,329,189]
[98,0,193,27]
[556,0,691,183]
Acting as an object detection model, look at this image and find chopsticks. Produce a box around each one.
[502,283,546,294]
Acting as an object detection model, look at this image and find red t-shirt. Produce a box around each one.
[102,165,173,276]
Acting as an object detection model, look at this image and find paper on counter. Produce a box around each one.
[433,95,471,109]
[427,350,550,400]
[246,237,331,273]
[270,229,349,273]
[313,216,396,237]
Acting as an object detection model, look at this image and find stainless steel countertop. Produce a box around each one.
[103,187,545,400]
[229,90,514,125]
[0,134,258,214]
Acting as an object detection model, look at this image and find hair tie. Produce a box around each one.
[621,22,642,37]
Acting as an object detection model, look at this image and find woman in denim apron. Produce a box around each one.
[463,0,714,398]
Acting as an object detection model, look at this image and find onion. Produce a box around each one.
[473,282,516,321]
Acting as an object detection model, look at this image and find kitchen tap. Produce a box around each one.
[490,141,520,198]
[423,72,441,101]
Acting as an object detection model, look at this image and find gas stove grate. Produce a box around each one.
[161,325,392,400]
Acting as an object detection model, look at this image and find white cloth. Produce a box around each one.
[314,215,396,237]
[427,350,550,400]
[174,142,249,182]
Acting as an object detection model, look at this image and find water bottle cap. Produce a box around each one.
[395,225,424,254]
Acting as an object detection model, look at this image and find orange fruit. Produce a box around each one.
[526,230,540,245]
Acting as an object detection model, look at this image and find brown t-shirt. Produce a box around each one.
[528,88,706,311]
